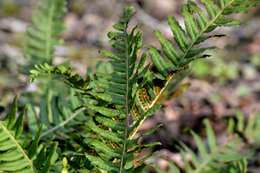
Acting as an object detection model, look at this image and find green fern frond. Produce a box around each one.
[130,0,260,138]
[0,97,57,173]
[228,112,260,146]
[75,6,154,172]
[25,0,66,65]
[155,119,249,173]
[0,97,35,172]
[30,63,90,92]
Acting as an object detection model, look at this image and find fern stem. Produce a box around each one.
[40,107,86,138]
[130,0,236,139]
[0,122,35,172]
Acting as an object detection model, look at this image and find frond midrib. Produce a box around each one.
[130,0,236,139]
[0,122,35,172]
[119,30,131,173]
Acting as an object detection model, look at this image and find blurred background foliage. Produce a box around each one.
[0,0,259,172]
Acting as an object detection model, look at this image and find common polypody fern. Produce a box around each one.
[28,0,260,172]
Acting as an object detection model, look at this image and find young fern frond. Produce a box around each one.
[130,0,260,138]
[156,120,249,173]
[25,0,66,65]
[0,97,57,173]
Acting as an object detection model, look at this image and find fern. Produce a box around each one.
[25,0,66,65]
[24,0,89,140]
[157,160,248,173]
[228,112,260,146]
[130,0,260,137]
[30,6,156,172]
[0,97,57,173]
[28,1,260,172]
[155,120,249,173]
[83,7,151,172]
